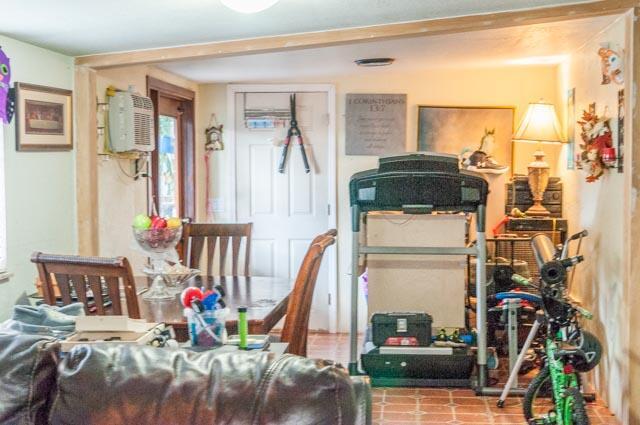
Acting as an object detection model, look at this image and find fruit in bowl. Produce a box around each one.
[132,214,183,253]
[133,226,182,253]
[132,213,185,300]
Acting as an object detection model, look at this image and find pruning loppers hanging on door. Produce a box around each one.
[277,93,310,174]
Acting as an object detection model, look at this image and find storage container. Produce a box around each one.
[371,312,432,347]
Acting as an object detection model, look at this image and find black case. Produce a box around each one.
[371,312,432,347]
[505,176,563,218]
[361,348,475,387]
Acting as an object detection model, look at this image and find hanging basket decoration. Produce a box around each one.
[577,103,613,182]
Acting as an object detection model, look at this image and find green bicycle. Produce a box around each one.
[511,230,602,425]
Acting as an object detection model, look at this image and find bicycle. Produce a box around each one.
[509,230,602,425]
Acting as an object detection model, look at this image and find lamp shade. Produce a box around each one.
[514,101,564,143]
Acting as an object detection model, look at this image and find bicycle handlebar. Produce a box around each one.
[511,273,532,287]
[531,233,557,268]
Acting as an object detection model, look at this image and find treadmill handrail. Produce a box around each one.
[359,246,478,255]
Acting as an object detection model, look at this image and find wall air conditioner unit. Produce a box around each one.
[108,91,155,152]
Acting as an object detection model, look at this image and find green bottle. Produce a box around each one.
[238,306,248,350]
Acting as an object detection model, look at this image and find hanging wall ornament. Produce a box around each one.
[205,113,224,151]
[578,103,613,182]
[0,46,14,124]
[598,46,624,85]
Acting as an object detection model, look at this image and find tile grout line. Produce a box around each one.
[449,388,457,423]
[483,396,496,425]
[380,389,385,423]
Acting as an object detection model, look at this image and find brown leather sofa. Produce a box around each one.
[0,330,371,424]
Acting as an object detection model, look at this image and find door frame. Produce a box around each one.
[147,76,196,220]
[226,83,338,333]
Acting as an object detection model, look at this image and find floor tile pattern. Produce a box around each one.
[306,333,619,425]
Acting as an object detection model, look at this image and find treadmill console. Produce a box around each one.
[349,153,488,214]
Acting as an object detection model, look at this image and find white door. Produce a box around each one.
[235,91,332,331]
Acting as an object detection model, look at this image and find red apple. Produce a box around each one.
[152,218,167,229]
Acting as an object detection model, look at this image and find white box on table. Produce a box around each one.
[60,316,164,352]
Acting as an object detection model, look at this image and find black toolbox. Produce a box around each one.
[371,312,432,346]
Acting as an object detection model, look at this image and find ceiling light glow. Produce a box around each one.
[221,0,279,13]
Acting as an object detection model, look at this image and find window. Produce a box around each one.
[0,123,6,271]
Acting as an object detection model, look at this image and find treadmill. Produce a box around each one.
[348,152,492,391]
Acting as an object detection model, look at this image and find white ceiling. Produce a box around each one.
[0,0,607,56]
[158,15,619,83]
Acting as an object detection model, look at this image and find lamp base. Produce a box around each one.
[525,202,551,217]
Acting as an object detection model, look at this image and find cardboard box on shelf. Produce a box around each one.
[366,213,467,329]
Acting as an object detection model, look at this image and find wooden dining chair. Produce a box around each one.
[31,252,141,319]
[280,230,336,356]
[182,223,252,276]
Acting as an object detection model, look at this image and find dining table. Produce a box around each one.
[136,275,292,342]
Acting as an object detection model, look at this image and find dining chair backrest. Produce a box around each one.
[280,230,336,357]
[182,223,252,276]
[31,252,141,319]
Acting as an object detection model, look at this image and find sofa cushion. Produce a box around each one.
[51,343,368,424]
[0,330,60,425]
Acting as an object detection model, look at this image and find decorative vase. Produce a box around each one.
[526,149,551,217]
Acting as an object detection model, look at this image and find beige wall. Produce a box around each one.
[93,66,200,272]
[555,13,631,422]
[0,36,76,320]
[197,65,560,332]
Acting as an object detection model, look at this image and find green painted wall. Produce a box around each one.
[0,35,76,320]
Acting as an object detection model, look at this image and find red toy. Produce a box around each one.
[181,287,204,308]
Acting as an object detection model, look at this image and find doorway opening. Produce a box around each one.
[147,77,196,220]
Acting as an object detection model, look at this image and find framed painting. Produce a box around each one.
[566,88,576,170]
[15,83,73,151]
[417,105,514,171]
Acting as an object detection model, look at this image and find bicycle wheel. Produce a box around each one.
[523,366,555,421]
[564,387,590,425]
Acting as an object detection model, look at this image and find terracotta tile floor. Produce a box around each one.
[306,333,619,425]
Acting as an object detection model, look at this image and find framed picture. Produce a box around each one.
[417,105,514,171]
[15,83,73,151]
[617,89,624,173]
[566,88,576,170]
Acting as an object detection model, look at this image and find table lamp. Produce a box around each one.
[513,101,564,217]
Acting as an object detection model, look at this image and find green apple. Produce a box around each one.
[133,214,152,230]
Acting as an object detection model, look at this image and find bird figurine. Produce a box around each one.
[0,46,12,124]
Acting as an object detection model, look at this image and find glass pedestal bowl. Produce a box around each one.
[142,263,200,294]
[132,226,183,301]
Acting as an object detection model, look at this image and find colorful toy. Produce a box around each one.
[598,47,624,85]
[180,287,204,309]
[0,47,12,124]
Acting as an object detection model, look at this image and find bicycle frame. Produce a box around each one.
[518,230,595,425]
[545,335,581,425]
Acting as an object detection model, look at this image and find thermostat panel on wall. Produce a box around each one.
[108,91,155,152]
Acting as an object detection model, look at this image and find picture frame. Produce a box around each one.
[417,105,514,172]
[566,88,576,170]
[15,82,73,151]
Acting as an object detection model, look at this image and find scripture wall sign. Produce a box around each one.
[346,93,407,156]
